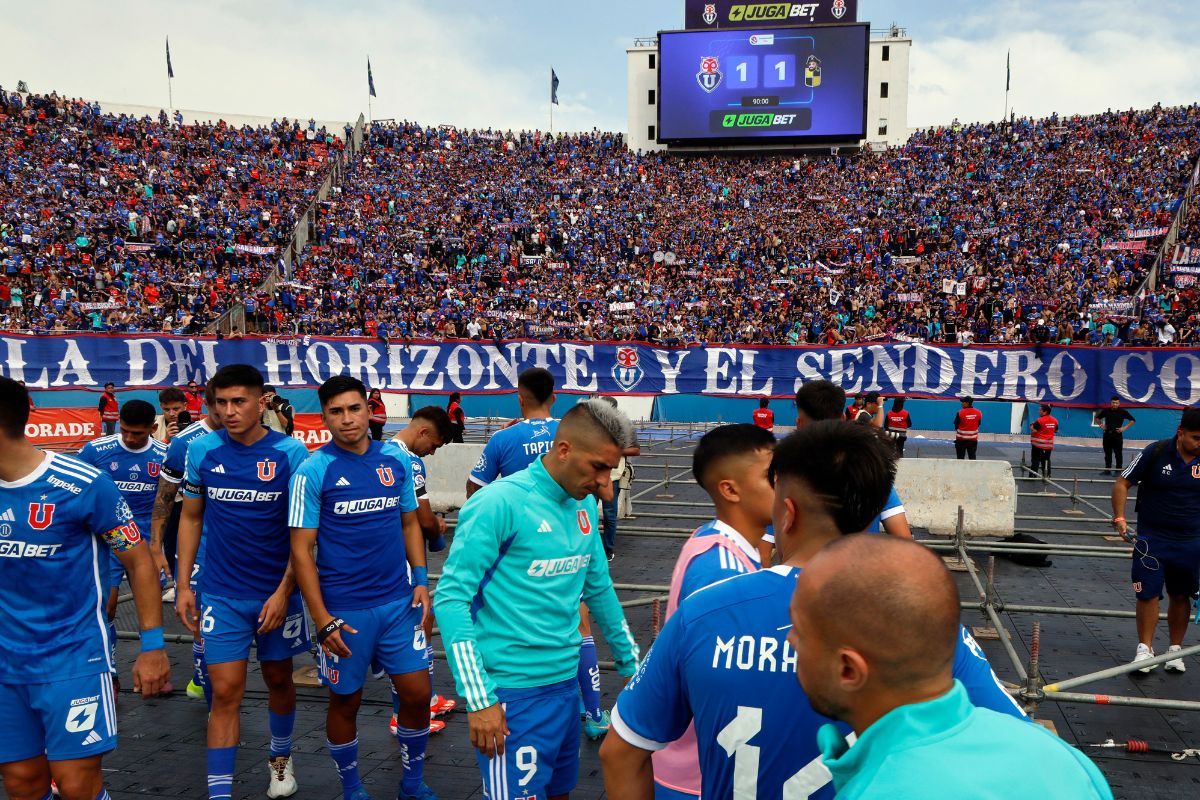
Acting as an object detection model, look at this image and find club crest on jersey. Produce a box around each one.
[612,346,644,392]
[377,466,395,486]
[1193,464,1200,479]
[702,3,717,23]
[109,461,119,471]
[257,460,277,481]
[577,510,592,535]
[148,462,160,477]
[28,503,55,530]
[697,56,723,93]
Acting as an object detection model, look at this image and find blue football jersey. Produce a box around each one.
[867,487,905,534]
[160,419,217,486]
[468,418,559,486]
[0,453,140,682]
[614,566,847,800]
[289,440,418,610]
[677,519,762,603]
[381,439,429,502]
[182,429,309,599]
[613,566,1027,799]
[76,435,168,533]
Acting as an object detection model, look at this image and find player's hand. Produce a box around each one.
[175,586,199,635]
[316,616,356,659]
[468,703,510,758]
[436,515,447,536]
[151,546,174,584]
[1114,519,1133,542]
[165,421,179,441]
[132,649,172,698]
[502,417,519,429]
[412,585,431,627]
[257,590,288,634]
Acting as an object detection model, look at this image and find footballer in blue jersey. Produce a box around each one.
[603,421,1023,800]
[466,417,559,491]
[76,400,167,684]
[383,406,460,730]
[0,377,169,800]
[291,378,439,800]
[151,401,222,705]
[174,365,311,800]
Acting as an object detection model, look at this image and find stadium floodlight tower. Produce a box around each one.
[626,8,910,155]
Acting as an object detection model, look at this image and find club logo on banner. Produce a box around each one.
[832,0,847,18]
[703,3,717,23]
[612,346,645,392]
[697,56,723,92]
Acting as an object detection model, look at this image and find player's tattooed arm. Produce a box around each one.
[149,478,179,580]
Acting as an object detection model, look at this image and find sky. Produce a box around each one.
[4,0,1200,134]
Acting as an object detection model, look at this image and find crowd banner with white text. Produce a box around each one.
[25,408,102,448]
[1,334,1197,408]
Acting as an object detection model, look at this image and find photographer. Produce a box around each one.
[262,385,295,435]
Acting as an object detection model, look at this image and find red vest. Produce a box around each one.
[100,392,119,422]
[1031,415,1058,450]
[886,410,911,431]
[368,398,387,424]
[955,408,982,440]
[752,408,774,430]
[184,390,204,414]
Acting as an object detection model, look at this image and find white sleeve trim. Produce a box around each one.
[467,474,490,487]
[610,704,670,752]
[880,505,906,521]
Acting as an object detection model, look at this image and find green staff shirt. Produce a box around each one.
[435,455,640,711]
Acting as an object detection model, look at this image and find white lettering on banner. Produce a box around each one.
[793,350,826,391]
[126,339,172,386]
[383,345,410,391]
[293,428,332,447]
[705,348,739,394]
[305,341,346,384]
[49,340,95,387]
[1000,350,1044,400]
[827,348,865,393]
[262,342,306,387]
[738,350,773,395]
[408,346,444,391]
[1112,352,1156,404]
[344,344,383,389]
[520,343,561,371]
[480,344,520,391]
[911,345,954,395]
[561,344,599,392]
[1045,351,1086,402]
[863,344,910,392]
[1160,354,1200,406]
[445,345,484,391]
[653,350,691,394]
[960,349,1001,398]
[0,338,48,386]
[25,422,97,439]
[169,339,217,386]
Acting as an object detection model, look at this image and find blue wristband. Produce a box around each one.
[412,566,428,588]
[139,627,165,652]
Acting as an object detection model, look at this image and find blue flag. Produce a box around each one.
[368,58,377,98]
[166,37,174,79]
[551,68,559,105]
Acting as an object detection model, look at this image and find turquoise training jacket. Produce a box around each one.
[435,455,640,711]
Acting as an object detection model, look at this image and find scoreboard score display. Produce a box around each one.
[657,23,868,145]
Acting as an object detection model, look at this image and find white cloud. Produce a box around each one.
[906,1,1200,128]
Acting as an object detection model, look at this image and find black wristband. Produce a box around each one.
[316,618,346,645]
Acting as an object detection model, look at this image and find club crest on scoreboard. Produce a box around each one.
[697,56,723,93]
[702,3,717,24]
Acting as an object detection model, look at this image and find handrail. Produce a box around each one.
[1134,149,1200,307]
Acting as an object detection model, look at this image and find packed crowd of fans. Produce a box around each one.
[3,88,1198,346]
[0,89,341,334]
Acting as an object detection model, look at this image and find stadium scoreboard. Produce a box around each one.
[657,23,868,146]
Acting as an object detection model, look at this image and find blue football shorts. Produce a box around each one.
[201,592,310,665]
[317,597,428,695]
[476,678,580,800]
[0,672,118,762]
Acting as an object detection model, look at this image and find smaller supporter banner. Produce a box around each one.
[291,412,332,451]
[1125,227,1168,238]
[233,244,277,255]
[1101,240,1147,251]
[26,408,102,449]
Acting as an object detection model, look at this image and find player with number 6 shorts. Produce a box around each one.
[436,401,640,800]
[291,377,437,800]
[174,365,311,800]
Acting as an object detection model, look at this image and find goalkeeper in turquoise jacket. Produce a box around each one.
[435,400,641,800]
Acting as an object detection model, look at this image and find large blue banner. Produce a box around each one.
[1,334,1197,408]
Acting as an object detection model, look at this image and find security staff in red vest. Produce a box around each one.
[953,397,982,460]
[886,397,912,456]
[368,388,387,441]
[99,382,120,435]
[184,380,205,417]
[752,398,774,431]
[1030,404,1058,478]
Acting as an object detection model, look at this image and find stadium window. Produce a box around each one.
[880,82,889,99]
[878,120,888,136]
[648,89,656,105]
[882,45,890,61]
[649,53,656,69]
[648,124,656,141]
